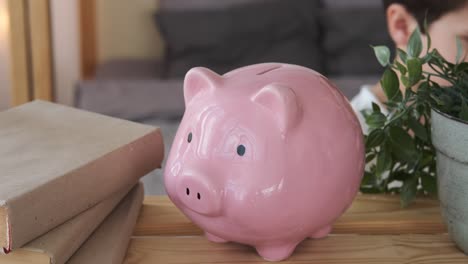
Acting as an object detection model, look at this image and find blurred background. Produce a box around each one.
[0,0,392,194]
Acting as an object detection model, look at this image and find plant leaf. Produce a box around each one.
[421,173,437,195]
[361,171,376,186]
[460,98,468,121]
[398,48,408,63]
[407,116,428,141]
[392,171,411,181]
[405,86,414,99]
[400,176,418,207]
[372,45,391,67]
[376,147,392,177]
[381,68,401,102]
[420,150,435,168]
[424,14,431,52]
[366,112,387,129]
[456,62,468,73]
[407,58,423,86]
[407,27,423,58]
[395,60,407,75]
[366,153,376,163]
[372,102,381,113]
[366,128,385,149]
[401,75,410,88]
[430,93,445,106]
[388,126,418,163]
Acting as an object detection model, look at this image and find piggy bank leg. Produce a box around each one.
[255,241,301,262]
[205,232,228,243]
[309,225,332,239]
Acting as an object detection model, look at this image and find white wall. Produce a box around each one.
[5,0,162,108]
[50,0,80,106]
[0,0,11,110]
[50,0,163,107]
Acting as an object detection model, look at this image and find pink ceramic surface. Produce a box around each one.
[164,63,365,261]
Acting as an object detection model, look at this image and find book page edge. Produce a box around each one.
[0,205,9,254]
[0,247,50,264]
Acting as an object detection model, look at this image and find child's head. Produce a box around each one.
[384,0,468,63]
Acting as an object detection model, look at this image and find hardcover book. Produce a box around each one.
[0,101,163,252]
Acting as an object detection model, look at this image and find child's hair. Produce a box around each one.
[383,0,468,33]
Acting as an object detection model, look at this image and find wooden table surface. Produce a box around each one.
[123,195,467,263]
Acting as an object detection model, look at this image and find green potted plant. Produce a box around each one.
[363,26,468,253]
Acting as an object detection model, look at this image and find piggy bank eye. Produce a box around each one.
[187,132,193,143]
[237,144,246,156]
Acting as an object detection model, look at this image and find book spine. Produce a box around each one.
[109,183,144,263]
[67,182,144,263]
[52,183,135,264]
[5,129,163,250]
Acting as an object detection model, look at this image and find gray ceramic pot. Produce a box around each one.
[432,108,468,253]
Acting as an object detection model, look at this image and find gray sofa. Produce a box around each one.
[75,0,389,194]
[76,0,390,118]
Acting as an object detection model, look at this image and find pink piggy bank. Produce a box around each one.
[164,63,365,261]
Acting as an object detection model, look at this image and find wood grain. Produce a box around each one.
[79,0,97,80]
[28,0,53,101]
[335,195,445,235]
[7,0,31,105]
[133,195,446,236]
[124,234,466,264]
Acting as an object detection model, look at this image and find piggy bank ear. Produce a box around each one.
[184,67,221,106]
[251,83,301,134]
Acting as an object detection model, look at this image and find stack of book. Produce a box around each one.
[0,101,164,263]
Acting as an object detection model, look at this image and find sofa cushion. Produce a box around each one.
[155,0,324,77]
[320,7,393,76]
[158,0,267,11]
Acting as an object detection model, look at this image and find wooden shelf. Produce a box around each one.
[124,234,465,264]
[133,195,445,236]
[125,195,465,263]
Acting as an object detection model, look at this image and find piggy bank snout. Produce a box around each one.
[176,174,222,217]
